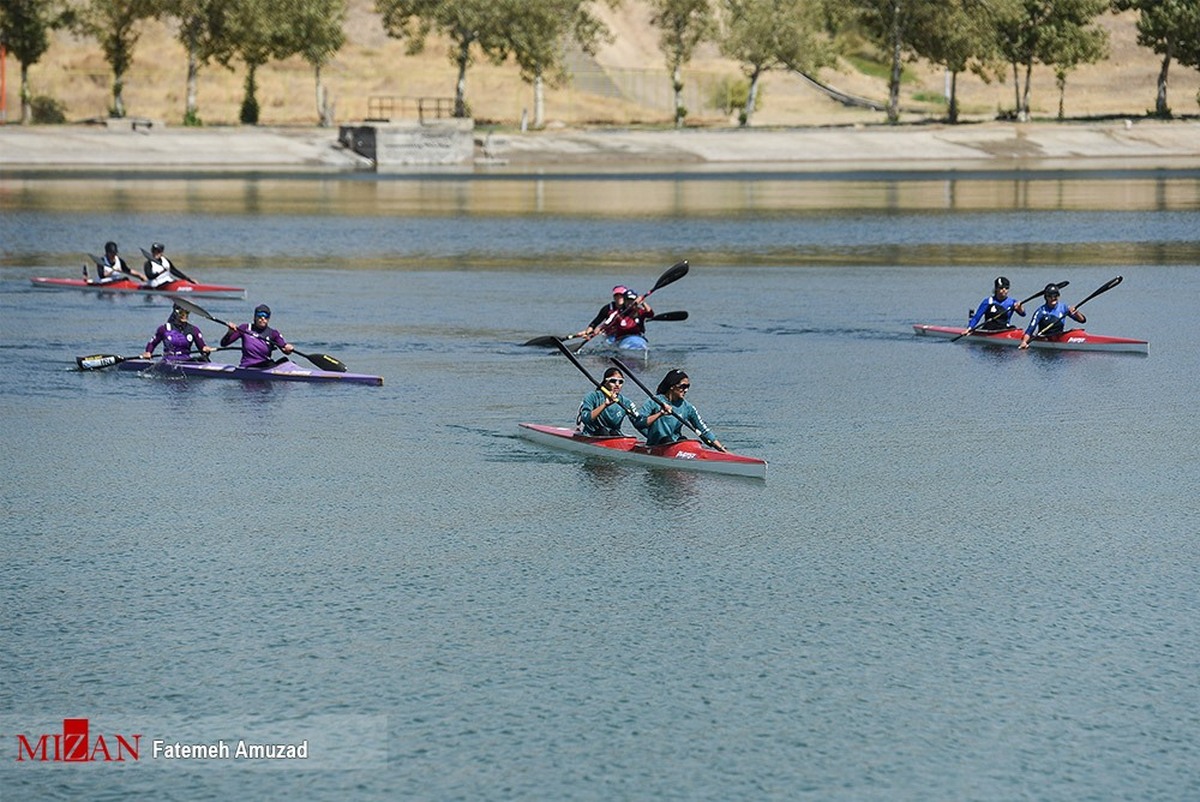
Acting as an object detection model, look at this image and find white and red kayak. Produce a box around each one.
[518,423,767,479]
[31,276,246,300]
[912,324,1148,354]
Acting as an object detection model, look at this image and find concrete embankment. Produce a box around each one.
[1,120,1198,173]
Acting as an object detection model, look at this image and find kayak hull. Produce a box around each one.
[115,358,383,385]
[32,276,246,300]
[912,324,1148,354]
[518,423,767,479]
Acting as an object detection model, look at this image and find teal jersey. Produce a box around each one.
[638,395,715,447]
[578,389,644,436]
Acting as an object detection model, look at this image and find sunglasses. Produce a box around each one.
[255,313,270,319]
[606,378,624,385]
[676,383,690,390]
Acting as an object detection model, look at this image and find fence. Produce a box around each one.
[366,96,457,122]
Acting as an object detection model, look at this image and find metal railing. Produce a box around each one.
[366,96,457,122]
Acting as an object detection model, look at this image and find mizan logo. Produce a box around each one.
[14,718,141,763]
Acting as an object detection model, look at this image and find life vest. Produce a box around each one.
[145,256,175,288]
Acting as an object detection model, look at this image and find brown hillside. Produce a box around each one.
[2,1,1197,127]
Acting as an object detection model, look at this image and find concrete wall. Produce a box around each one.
[338,119,474,170]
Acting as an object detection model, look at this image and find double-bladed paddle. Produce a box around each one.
[169,296,348,372]
[523,311,689,348]
[140,246,197,283]
[610,356,726,452]
[75,347,241,371]
[570,260,690,353]
[1029,275,1122,340]
[951,280,1069,342]
[552,339,640,417]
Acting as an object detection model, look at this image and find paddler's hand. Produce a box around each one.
[201,346,214,355]
[1018,337,1030,350]
[140,351,151,358]
[282,344,294,354]
[708,439,728,453]
[227,322,238,331]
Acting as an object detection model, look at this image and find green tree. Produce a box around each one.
[1113,0,1200,117]
[292,0,347,125]
[73,0,161,118]
[904,0,1010,123]
[214,0,295,124]
[161,0,234,125]
[649,0,715,127]
[493,0,615,129]
[0,0,71,123]
[993,0,1108,120]
[718,0,834,126]
[375,0,507,118]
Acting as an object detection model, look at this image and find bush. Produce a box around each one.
[31,95,67,124]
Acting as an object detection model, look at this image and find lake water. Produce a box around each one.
[2,169,1198,801]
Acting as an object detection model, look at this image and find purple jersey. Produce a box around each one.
[220,323,288,367]
[145,321,207,358]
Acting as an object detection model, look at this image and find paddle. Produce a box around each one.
[169,296,348,372]
[571,259,689,353]
[610,356,726,452]
[1029,275,1122,340]
[87,253,147,283]
[551,339,640,417]
[75,347,239,371]
[951,280,1069,342]
[522,311,689,348]
[140,246,197,283]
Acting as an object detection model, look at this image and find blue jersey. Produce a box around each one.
[638,395,716,447]
[1025,301,1081,337]
[968,294,1023,329]
[578,389,643,436]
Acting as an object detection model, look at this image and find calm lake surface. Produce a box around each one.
[2,168,1198,800]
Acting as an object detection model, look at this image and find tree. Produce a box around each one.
[904,0,1009,123]
[73,0,161,118]
[375,0,507,118]
[493,0,615,129]
[214,0,295,124]
[0,0,70,123]
[993,0,1108,120]
[292,0,347,126]
[161,0,234,126]
[718,0,834,126]
[1113,0,1200,117]
[649,0,715,127]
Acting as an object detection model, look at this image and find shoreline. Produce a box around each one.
[2,120,1199,174]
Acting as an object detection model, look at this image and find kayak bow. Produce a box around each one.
[32,276,246,300]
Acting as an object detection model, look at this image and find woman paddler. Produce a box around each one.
[141,303,213,360]
[577,367,645,437]
[638,368,726,452]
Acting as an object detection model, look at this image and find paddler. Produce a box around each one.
[1019,283,1086,349]
[88,241,144,285]
[577,367,645,437]
[965,276,1025,333]
[219,304,295,368]
[141,242,186,289]
[141,303,214,360]
[639,369,726,452]
[574,285,654,343]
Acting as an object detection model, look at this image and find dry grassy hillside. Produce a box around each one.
[3,1,1198,127]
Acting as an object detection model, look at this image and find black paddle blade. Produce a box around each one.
[649,310,688,321]
[523,335,563,347]
[77,354,121,370]
[1076,275,1122,307]
[299,351,347,372]
[650,260,689,292]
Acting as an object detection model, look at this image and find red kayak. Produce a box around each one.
[912,324,1148,354]
[518,423,767,479]
[31,276,246,300]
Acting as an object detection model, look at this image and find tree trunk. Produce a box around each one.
[534,73,544,129]
[886,0,903,124]
[185,50,199,124]
[1155,46,1172,117]
[112,72,126,118]
[1011,61,1020,115]
[454,41,470,118]
[742,68,761,127]
[1020,61,1033,121]
[315,64,331,126]
[1056,70,1066,121]
[948,70,958,124]
[672,63,684,128]
[20,63,32,124]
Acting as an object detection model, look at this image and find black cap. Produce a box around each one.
[656,368,689,396]
[254,304,271,318]
[994,276,1010,289]
[151,242,165,252]
[105,241,118,255]
[1044,283,1060,297]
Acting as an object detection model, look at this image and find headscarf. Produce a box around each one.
[656,368,688,396]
